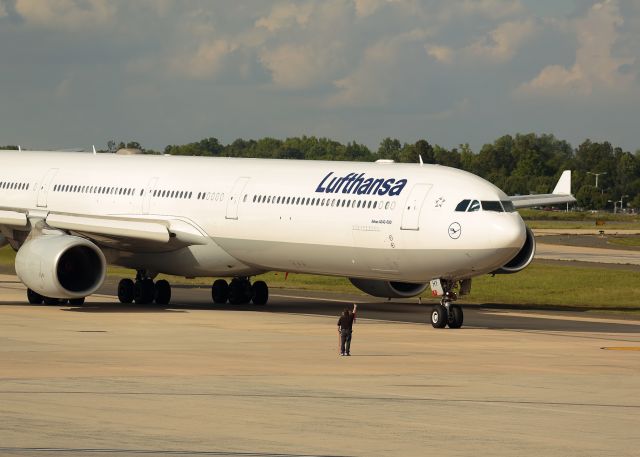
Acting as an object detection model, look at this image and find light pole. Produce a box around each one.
[617,195,629,214]
[587,172,607,191]
[587,171,607,194]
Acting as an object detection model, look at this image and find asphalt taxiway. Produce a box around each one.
[0,274,638,457]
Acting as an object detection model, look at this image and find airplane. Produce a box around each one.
[0,148,575,328]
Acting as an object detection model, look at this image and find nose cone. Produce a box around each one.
[491,213,527,250]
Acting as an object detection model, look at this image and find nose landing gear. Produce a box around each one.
[430,280,465,329]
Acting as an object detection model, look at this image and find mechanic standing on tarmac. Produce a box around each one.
[337,303,357,356]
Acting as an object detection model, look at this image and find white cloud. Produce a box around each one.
[260,42,344,90]
[518,0,635,95]
[168,39,237,80]
[466,18,536,61]
[425,44,453,63]
[15,0,116,28]
[439,0,525,22]
[425,18,536,65]
[329,29,430,107]
[255,2,313,31]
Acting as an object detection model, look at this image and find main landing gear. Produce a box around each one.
[117,271,171,305]
[211,277,269,305]
[116,272,268,306]
[430,281,464,329]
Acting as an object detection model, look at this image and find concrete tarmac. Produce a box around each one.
[1,275,639,457]
[536,242,640,265]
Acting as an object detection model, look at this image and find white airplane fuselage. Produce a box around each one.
[0,151,526,283]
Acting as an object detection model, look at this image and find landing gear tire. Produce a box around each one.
[134,279,155,304]
[68,297,85,306]
[252,280,269,305]
[431,304,448,328]
[27,288,43,305]
[447,305,464,329]
[212,279,229,304]
[43,297,60,306]
[228,278,251,305]
[118,278,135,304]
[154,279,171,305]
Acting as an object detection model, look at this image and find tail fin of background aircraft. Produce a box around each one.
[552,170,571,195]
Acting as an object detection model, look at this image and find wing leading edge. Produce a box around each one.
[0,209,209,253]
[508,170,576,209]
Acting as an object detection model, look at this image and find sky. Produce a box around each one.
[0,0,639,153]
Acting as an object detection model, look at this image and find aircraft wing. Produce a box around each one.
[507,170,577,209]
[0,209,209,253]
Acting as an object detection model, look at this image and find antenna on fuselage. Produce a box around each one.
[18,145,22,152]
[419,154,423,166]
[92,145,97,155]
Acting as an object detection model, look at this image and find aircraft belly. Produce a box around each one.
[104,243,262,277]
[213,237,518,281]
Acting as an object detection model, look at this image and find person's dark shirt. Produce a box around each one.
[337,313,355,331]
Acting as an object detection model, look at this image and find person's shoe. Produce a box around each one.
[340,352,344,356]
[346,353,351,356]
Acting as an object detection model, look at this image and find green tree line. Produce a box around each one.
[162,133,640,210]
[4,133,639,210]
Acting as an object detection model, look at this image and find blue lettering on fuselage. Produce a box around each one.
[315,172,408,196]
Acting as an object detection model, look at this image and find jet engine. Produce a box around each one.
[0,234,6,248]
[491,226,536,274]
[349,278,429,298]
[15,234,106,299]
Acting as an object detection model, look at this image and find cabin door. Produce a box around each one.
[400,184,432,230]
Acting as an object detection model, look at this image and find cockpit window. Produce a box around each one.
[481,201,504,212]
[467,200,481,212]
[501,200,516,212]
[455,199,470,212]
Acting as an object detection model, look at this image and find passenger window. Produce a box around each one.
[481,201,504,212]
[455,199,470,212]
[467,200,480,212]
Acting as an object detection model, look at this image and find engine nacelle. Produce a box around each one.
[491,226,536,274]
[349,278,429,298]
[15,234,106,299]
[0,234,7,248]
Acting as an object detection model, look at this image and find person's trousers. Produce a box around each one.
[340,329,352,354]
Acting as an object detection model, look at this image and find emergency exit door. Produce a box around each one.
[36,168,58,208]
[226,177,250,220]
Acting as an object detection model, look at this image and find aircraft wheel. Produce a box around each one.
[154,279,171,305]
[252,280,269,305]
[228,278,251,305]
[431,304,448,328]
[118,278,135,304]
[27,288,43,305]
[447,305,464,329]
[134,279,155,304]
[68,297,85,306]
[211,279,229,304]
[43,296,60,306]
